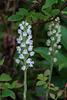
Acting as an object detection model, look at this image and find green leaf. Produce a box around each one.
[44,69,50,76]
[42,10,51,17]
[49,86,59,91]
[61,26,67,50]
[0,59,4,65]
[34,47,65,63]
[43,84,47,88]
[0,73,12,81]
[32,13,44,22]
[42,0,58,9]
[8,14,23,21]
[59,58,67,70]
[37,74,48,81]
[43,16,49,21]
[61,11,67,14]
[57,90,63,97]
[4,83,14,89]
[49,93,55,99]
[36,81,45,86]
[19,8,28,16]
[2,89,16,99]
[50,9,60,16]
[12,81,24,88]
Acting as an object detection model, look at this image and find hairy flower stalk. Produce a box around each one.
[46,17,62,100]
[16,21,35,100]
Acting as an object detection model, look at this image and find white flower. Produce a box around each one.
[16,21,34,71]
[51,37,55,41]
[55,17,60,22]
[23,32,27,36]
[46,39,51,46]
[31,61,34,64]
[21,66,26,71]
[28,35,32,39]
[49,47,52,51]
[26,22,28,26]
[27,29,31,34]
[48,52,51,55]
[55,24,59,28]
[19,24,22,27]
[19,36,23,41]
[15,59,20,64]
[53,29,56,33]
[19,54,24,59]
[28,46,33,51]
[52,22,54,26]
[22,21,25,24]
[28,25,32,29]
[16,38,21,44]
[30,51,35,56]
[26,39,30,44]
[16,46,21,52]
[54,58,57,62]
[26,58,31,64]
[18,29,22,35]
[54,43,57,47]
[47,31,52,36]
[55,50,58,54]
[29,63,33,67]
[20,26,24,30]
[48,24,52,30]
[21,42,26,47]
[29,40,33,45]
[58,45,61,49]
[23,49,28,54]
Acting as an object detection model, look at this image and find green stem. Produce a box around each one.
[49,56,54,86]
[55,98,57,100]
[24,70,27,100]
[46,56,54,100]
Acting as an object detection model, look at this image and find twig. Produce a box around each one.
[32,2,67,25]
[1,15,9,34]
[60,12,67,18]
[11,0,16,34]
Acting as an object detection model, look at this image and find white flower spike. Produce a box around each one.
[16,21,35,70]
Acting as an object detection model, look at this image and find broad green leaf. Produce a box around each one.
[61,26,67,50]
[44,69,50,76]
[2,89,16,99]
[61,0,65,2]
[59,58,67,70]
[49,93,55,99]
[0,59,4,65]
[50,9,60,16]
[42,0,58,9]
[0,73,12,81]
[36,81,45,86]
[8,14,23,21]
[19,8,28,16]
